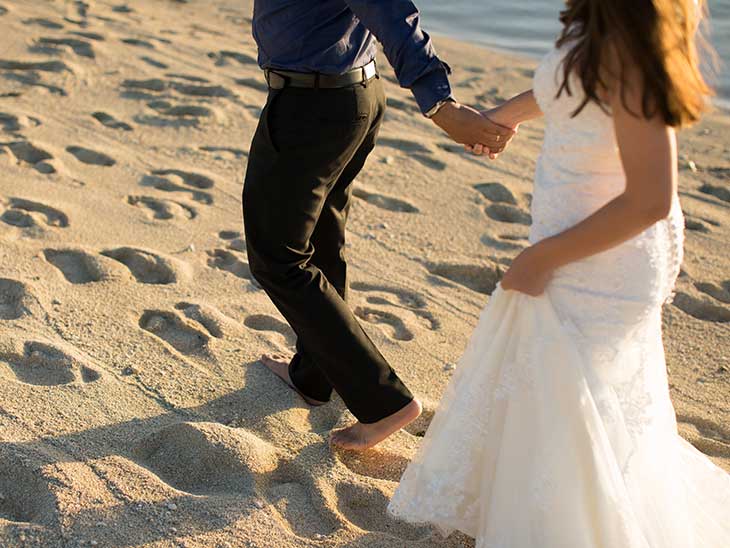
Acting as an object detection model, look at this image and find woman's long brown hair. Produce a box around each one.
[556,0,713,127]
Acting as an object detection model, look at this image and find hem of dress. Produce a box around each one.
[386,504,477,540]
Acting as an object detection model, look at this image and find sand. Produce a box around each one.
[0,1,728,547]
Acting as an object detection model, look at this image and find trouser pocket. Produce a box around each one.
[261,88,282,152]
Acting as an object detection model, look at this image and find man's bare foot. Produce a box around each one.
[260,354,328,407]
[330,399,422,451]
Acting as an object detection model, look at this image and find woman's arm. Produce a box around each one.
[467,90,542,157]
[501,68,677,296]
[486,90,543,129]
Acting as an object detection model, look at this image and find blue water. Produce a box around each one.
[418,0,729,106]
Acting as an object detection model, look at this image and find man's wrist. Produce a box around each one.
[425,97,456,119]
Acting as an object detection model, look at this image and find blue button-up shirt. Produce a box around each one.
[252,0,453,114]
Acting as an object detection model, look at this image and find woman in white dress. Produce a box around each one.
[388,0,730,546]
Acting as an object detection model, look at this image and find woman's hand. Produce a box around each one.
[500,244,555,296]
[464,106,519,159]
[483,104,520,132]
[465,91,542,158]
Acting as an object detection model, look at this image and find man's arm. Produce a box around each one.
[343,0,449,114]
[344,0,514,150]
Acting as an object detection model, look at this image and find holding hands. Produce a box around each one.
[432,90,542,159]
[430,101,516,159]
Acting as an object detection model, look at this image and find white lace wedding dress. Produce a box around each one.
[388,43,730,547]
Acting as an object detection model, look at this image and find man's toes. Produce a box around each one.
[261,355,289,368]
[330,429,350,447]
[330,428,364,450]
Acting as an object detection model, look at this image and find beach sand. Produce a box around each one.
[0,1,728,547]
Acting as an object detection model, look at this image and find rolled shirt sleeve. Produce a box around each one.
[344,0,453,114]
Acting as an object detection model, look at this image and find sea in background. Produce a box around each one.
[418,0,729,109]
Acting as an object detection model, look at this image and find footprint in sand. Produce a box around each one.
[112,4,134,13]
[92,111,133,131]
[685,215,720,234]
[66,145,116,166]
[33,37,95,58]
[481,233,528,252]
[244,314,295,344]
[123,76,234,100]
[351,281,440,331]
[354,306,414,342]
[134,422,279,495]
[684,218,708,233]
[207,249,252,280]
[707,167,730,181]
[139,310,211,354]
[166,73,211,84]
[22,18,64,30]
[265,460,340,539]
[378,137,447,171]
[199,145,248,160]
[474,182,517,205]
[122,78,167,94]
[484,203,532,225]
[699,183,730,203]
[70,31,105,41]
[1,197,69,228]
[101,247,180,284]
[0,340,101,386]
[127,195,197,221]
[208,50,257,67]
[0,112,41,133]
[65,0,90,26]
[694,281,730,305]
[151,169,215,190]
[235,77,268,93]
[121,38,156,49]
[44,248,105,284]
[175,302,243,340]
[335,482,430,541]
[140,56,168,69]
[139,100,216,127]
[140,171,214,205]
[0,278,36,321]
[678,415,730,460]
[172,81,234,98]
[672,292,730,323]
[352,186,419,213]
[0,59,70,73]
[2,141,56,173]
[427,261,502,296]
[267,480,338,539]
[218,230,247,252]
[3,70,68,96]
[337,444,413,483]
[0,449,57,526]
[0,72,68,97]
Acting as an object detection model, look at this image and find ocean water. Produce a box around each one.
[418,0,729,107]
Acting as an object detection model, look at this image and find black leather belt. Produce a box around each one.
[264,60,378,90]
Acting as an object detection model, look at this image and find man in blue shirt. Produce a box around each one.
[243,0,513,451]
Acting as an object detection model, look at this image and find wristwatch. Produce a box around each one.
[425,97,456,119]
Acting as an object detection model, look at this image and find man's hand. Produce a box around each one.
[431,101,514,154]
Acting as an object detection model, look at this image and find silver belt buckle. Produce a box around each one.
[363,61,377,81]
[266,70,288,89]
